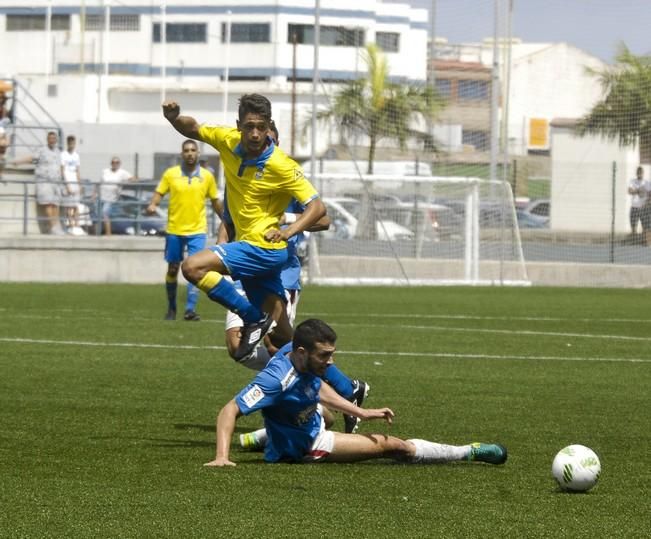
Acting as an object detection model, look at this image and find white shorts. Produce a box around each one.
[224,287,300,331]
[302,412,334,463]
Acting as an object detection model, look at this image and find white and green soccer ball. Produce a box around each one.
[552,444,601,492]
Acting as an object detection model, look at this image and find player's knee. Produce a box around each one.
[181,258,201,283]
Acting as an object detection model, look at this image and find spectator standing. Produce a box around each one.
[0,89,13,176]
[12,131,64,234]
[628,166,647,242]
[97,156,136,235]
[60,135,85,235]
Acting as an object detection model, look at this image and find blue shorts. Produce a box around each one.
[165,233,207,264]
[211,242,288,308]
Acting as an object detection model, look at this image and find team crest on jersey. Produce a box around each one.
[255,168,264,180]
[242,384,265,407]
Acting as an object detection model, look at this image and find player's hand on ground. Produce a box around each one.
[362,407,394,425]
[162,100,180,122]
[204,457,236,467]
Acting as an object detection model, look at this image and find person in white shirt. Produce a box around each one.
[97,156,136,235]
[628,166,647,240]
[60,135,85,235]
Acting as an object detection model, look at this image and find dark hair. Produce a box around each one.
[269,120,279,144]
[66,135,76,142]
[182,139,198,150]
[47,131,57,138]
[238,94,272,123]
[293,319,337,353]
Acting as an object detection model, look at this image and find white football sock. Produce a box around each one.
[252,428,268,446]
[407,439,471,463]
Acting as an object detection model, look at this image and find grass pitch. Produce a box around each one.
[0,283,649,538]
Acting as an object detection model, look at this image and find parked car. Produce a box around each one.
[516,208,548,228]
[322,197,414,241]
[80,193,167,236]
[525,198,550,218]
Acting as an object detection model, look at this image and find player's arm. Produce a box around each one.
[162,100,201,140]
[281,210,331,232]
[265,197,326,243]
[204,399,243,467]
[318,382,394,424]
[210,198,224,220]
[146,191,164,215]
[217,220,235,244]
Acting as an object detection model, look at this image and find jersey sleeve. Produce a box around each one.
[205,170,218,199]
[198,124,232,153]
[283,164,319,206]
[235,369,284,416]
[155,169,171,196]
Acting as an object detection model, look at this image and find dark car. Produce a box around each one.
[80,193,167,236]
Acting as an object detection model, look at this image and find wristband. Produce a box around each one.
[284,212,297,224]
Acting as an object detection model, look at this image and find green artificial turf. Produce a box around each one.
[0,283,649,538]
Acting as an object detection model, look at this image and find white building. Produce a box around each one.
[432,38,609,156]
[0,0,429,180]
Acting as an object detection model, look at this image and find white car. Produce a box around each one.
[322,197,414,241]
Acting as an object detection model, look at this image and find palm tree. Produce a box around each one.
[316,44,444,174]
[577,45,651,163]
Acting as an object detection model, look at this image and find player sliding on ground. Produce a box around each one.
[163,94,326,359]
[204,319,508,466]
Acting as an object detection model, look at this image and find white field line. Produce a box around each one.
[4,308,651,326]
[332,322,651,343]
[0,336,649,363]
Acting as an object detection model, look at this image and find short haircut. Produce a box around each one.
[66,135,76,142]
[269,120,279,143]
[293,319,337,353]
[182,139,198,150]
[238,93,272,123]
[47,131,57,138]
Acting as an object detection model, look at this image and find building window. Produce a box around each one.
[153,23,207,43]
[376,32,399,53]
[85,14,140,32]
[458,80,489,101]
[462,130,489,151]
[223,23,270,43]
[6,14,70,31]
[288,24,364,47]
[434,78,452,99]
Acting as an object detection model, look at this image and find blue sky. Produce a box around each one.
[406,0,651,63]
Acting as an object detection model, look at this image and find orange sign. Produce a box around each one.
[528,118,549,149]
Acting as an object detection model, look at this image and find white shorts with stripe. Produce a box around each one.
[302,410,335,463]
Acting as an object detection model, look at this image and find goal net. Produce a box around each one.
[306,171,529,286]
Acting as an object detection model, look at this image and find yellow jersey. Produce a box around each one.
[198,124,318,249]
[155,164,218,235]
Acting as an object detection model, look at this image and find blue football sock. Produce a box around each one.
[186,283,199,312]
[207,277,263,323]
[323,365,354,399]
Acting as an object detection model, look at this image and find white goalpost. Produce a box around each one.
[306,173,530,286]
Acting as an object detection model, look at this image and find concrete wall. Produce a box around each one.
[2,236,650,288]
[550,125,639,234]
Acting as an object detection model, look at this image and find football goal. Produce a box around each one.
[306,173,530,286]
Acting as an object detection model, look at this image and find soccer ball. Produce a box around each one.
[552,444,601,492]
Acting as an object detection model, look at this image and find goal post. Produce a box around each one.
[306,173,530,286]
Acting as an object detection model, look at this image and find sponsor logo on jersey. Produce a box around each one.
[280,367,297,392]
[242,384,265,408]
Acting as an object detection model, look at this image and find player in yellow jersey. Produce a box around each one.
[146,139,222,322]
[162,94,326,359]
